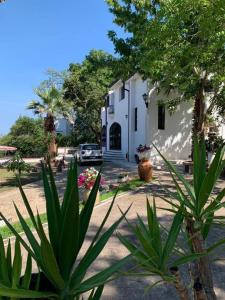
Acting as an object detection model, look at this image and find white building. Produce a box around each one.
[101,73,223,164]
[55,118,73,136]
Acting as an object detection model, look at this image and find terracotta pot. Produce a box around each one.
[138,159,153,182]
[82,189,100,205]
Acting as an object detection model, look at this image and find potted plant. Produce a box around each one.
[136,144,153,182]
[78,167,104,204]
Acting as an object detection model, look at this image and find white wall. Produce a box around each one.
[148,94,193,162]
[101,74,194,163]
[105,82,129,155]
[55,118,72,135]
[129,76,148,162]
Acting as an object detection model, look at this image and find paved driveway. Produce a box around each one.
[0,161,138,223]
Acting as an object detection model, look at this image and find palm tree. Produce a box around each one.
[27,87,66,158]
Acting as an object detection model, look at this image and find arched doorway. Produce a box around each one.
[110,122,121,150]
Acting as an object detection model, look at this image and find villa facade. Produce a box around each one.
[101,73,223,164]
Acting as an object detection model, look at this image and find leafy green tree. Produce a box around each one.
[0,116,47,157]
[107,0,225,139]
[63,50,117,143]
[27,86,73,157]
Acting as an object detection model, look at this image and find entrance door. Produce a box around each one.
[109,122,121,150]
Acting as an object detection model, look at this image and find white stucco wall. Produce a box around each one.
[105,81,129,155]
[101,73,194,163]
[55,118,72,135]
[148,95,193,162]
[129,76,148,162]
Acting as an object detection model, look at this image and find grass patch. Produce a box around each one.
[0,168,41,191]
[100,178,145,201]
[0,213,47,240]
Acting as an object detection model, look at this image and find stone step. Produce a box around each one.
[103,151,126,161]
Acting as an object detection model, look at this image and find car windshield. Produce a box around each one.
[82,145,100,150]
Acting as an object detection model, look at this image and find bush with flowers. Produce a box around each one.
[136,144,151,161]
[78,167,104,190]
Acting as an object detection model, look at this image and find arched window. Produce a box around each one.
[109,122,121,150]
[101,125,106,147]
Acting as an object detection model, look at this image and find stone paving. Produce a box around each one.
[0,161,137,223]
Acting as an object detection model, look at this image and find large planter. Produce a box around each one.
[138,159,153,182]
[82,189,100,205]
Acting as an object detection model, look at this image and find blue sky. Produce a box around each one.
[0,0,122,135]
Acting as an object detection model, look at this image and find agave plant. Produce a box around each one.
[0,162,131,299]
[118,200,201,300]
[0,235,54,298]
[154,139,225,300]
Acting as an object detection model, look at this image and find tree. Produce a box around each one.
[63,50,117,143]
[107,0,225,140]
[0,116,47,157]
[27,86,73,157]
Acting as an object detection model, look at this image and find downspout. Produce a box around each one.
[125,82,131,162]
[105,96,108,151]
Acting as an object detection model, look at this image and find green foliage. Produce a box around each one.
[107,0,225,121]
[155,139,225,239]
[0,236,53,298]
[56,132,77,147]
[63,50,117,143]
[7,153,32,175]
[119,200,202,293]
[0,162,131,299]
[0,116,47,157]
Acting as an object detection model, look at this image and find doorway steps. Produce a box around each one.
[103,150,126,162]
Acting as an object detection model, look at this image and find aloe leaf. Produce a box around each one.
[79,172,101,250]
[59,162,80,280]
[118,233,158,269]
[88,285,104,300]
[36,213,65,290]
[193,138,206,200]
[202,187,225,217]
[153,143,195,202]
[88,189,119,250]
[74,255,132,294]
[198,145,225,210]
[12,238,22,288]
[202,212,214,240]
[41,163,61,260]
[71,206,130,286]
[0,284,56,298]
[0,212,36,260]
[14,204,41,260]
[6,240,12,282]
[16,176,38,230]
[162,210,183,265]
[21,253,32,289]
[172,253,203,267]
[147,200,162,256]
[0,235,10,285]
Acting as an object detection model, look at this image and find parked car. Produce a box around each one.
[77,144,103,165]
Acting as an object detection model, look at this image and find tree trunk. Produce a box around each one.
[44,113,56,158]
[193,88,205,140]
[186,218,217,300]
[170,267,190,300]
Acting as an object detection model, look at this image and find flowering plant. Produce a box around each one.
[78,167,104,190]
[136,144,151,160]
